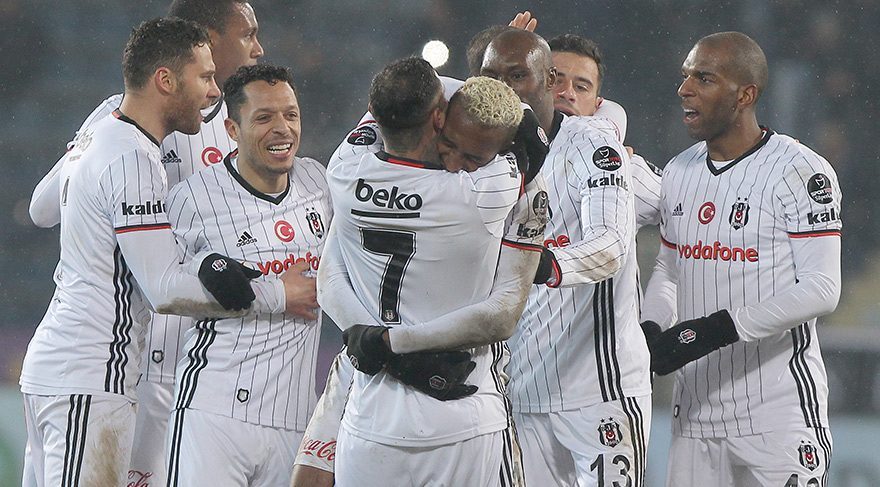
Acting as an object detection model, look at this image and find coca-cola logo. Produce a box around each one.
[127,470,153,487]
[301,438,336,461]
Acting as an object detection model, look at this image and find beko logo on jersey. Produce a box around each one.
[587,173,628,190]
[807,208,839,225]
[355,178,423,210]
[257,252,320,274]
[677,240,758,262]
[121,200,166,216]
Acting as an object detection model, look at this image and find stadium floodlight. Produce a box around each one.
[421,40,449,68]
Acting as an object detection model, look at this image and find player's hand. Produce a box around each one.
[509,11,538,32]
[625,146,635,157]
[279,261,319,320]
[648,310,740,375]
[640,320,662,348]
[198,253,261,311]
[533,247,559,286]
[507,108,550,184]
[343,325,392,375]
[386,351,479,401]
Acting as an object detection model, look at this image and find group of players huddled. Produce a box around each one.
[20,2,842,486]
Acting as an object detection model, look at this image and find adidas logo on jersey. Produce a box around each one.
[672,203,684,217]
[161,150,182,164]
[236,231,257,247]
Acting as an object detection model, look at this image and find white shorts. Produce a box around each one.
[165,408,303,487]
[515,394,652,487]
[128,380,174,486]
[336,424,504,487]
[23,392,137,487]
[666,427,833,487]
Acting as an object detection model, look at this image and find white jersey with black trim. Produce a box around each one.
[327,144,521,447]
[507,112,651,413]
[658,129,840,438]
[170,152,330,430]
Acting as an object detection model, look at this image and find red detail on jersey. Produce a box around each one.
[201,146,223,166]
[300,437,336,461]
[660,236,677,249]
[384,156,427,169]
[677,240,758,262]
[127,470,153,487]
[698,202,716,224]
[115,223,171,234]
[789,229,841,239]
[274,220,295,242]
[257,252,320,275]
[544,234,571,248]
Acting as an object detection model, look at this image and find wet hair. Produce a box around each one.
[122,17,211,90]
[548,34,605,90]
[466,25,516,76]
[450,76,523,131]
[369,57,443,148]
[697,31,768,99]
[223,64,296,123]
[168,0,247,33]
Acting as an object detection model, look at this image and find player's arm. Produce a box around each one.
[108,151,284,317]
[30,94,122,228]
[535,137,633,287]
[629,153,662,229]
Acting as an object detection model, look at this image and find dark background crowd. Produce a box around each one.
[0,0,877,394]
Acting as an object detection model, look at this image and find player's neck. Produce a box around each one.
[118,94,170,143]
[706,116,763,161]
[534,101,556,134]
[236,156,289,194]
[385,133,439,164]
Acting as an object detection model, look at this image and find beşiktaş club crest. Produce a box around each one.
[798,440,820,471]
[305,208,325,239]
[729,197,750,229]
[598,418,623,447]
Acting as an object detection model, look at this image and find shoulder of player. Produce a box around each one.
[558,114,620,142]
[665,140,707,171]
[768,132,839,179]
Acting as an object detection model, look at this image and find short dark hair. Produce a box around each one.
[122,17,211,90]
[168,0,246,32]
[548,34,605,89]
[223,64,297,123]
[466,25,516,76]
[369,57,442,148]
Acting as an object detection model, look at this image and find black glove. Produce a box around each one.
[533,247,559,285]
[508,108,550,184]
[198,253,262,311]
[386,351,478,401]
[649,310,740,376]
[640,320,662,348]
[343,325,392,375]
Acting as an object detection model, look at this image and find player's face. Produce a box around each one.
[677,43,741,142]
[169,44,221,135]
[552,51,600,116]
[211,2,264,86]
[232,80,300,176]
[437,102,511,173]
[481,43,554,112]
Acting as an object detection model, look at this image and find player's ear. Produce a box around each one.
[154,67,176,96]
[224,117,240,142]
[546,67,558,91]
[738,84,759,109]
[432,103,446,133]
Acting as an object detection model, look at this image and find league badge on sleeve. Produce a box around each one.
[798,440,819,471]
[806,173,833,204]
[592,146,623,171]
[728,197,750,229]
[347,125,378,146]
[597,418,623,447]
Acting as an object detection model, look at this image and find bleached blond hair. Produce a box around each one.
[453,76,523,130]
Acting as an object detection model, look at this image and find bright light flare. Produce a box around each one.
[421,40,449,68]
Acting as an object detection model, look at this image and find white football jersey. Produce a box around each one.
[170,152,330,430]
[44,93,237,385]
[659,130,840,437]
[327,131,521,447]
[507,112,651,413]
[21,111,173,399]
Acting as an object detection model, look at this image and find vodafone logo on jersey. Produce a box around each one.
[698,202,716,224]
[677,240,758,263]
[275,220,295,242]
[201,146,223,166]
[257,252,320,274]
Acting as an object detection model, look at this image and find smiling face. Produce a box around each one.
[210,2,264,86]
[677,42,742,142]
[226,80,300,179]
[168,43,221,135]
[552,51,601,116]
[480,34,555,114]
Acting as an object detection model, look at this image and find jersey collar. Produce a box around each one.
[375,151,445,170]
[548,110,565,143]
[112,109,161,147]
[705,126,774,176]
[223,149,291,205]
[202,93,225,124]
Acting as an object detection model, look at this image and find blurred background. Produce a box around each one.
[0,0,877,484]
